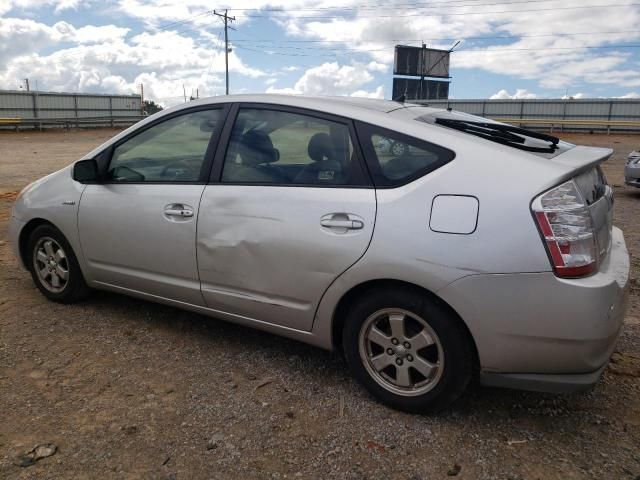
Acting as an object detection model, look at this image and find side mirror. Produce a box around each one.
[73,159,100,183]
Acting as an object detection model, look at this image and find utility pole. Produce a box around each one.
[214,9,235,95]
[419,43,425,100]
[24,78,30,91]
[139,83,144,114]
[183,84,187,103]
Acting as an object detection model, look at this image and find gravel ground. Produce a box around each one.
[0,129,639,480]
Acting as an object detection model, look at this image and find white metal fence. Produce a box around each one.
[413,98,640,133]
[0,90,144,129]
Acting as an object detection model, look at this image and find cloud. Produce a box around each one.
[2,0,640,101]
[0,18,263,105]
[272,0,640,90]
[0,17,130,67]
[267,62,375,96]
[490,89,538,100]
[351,85,384,98]
[73,24,131,44]
[366,61,388,73]
[1,0,88,14]
[618,91,640,98]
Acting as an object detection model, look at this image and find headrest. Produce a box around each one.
[307,132,334,162]
[238,130,279,166]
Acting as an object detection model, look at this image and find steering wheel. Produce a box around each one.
[161,161,198,180]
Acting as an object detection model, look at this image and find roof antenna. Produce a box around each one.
[393,84,407,103]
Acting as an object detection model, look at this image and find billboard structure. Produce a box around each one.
[393,45,451,101]
[392,78,449,101]
[394,46,450,78]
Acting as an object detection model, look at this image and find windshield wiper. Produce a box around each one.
[434,118,560,154]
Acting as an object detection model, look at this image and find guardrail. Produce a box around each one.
[0,116,145,130]
[490,117,640,134]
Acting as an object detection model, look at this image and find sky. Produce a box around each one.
[1,0,639,106]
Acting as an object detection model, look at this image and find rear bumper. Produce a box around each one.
[480,363,608,394]
[438,226,630,391]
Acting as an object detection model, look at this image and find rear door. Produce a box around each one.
[197,104,376,331]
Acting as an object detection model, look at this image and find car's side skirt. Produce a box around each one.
[92,281,333,350]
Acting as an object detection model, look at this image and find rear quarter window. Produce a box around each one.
[356,122,455,187]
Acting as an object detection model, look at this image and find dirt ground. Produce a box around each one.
[0,129,639,480]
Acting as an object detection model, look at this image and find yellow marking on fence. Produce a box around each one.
[0,118,22,124]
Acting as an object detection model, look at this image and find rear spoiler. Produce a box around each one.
[551,145,613,172]
[534,146,613,194]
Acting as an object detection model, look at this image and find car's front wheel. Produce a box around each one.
[389,141,408,156]
[343,287,472,413]
[27,224,90,303]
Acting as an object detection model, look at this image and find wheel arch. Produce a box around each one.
[18,218,56,268]
[331,279,479,370]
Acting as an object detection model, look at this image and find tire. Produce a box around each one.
[342,287,472,413]
[27,224,90,303]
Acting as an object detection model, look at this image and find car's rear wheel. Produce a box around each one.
[27,224,90,303]
[343,287,472,413]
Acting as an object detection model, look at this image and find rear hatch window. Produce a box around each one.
[413,110,575,158]
[575,166,613,262]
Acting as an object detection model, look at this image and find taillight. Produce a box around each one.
[532,179,597,278]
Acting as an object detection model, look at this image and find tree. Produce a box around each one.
[144,100,163,115]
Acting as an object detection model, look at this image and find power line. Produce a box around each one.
[153,10,214,31]
[228,30,640,44]
[235,43,640,57]
[228,0,629,12]
[237,3,640,19]
[11,25,640,67]
[141,1,640,31]
[460,43,640,52]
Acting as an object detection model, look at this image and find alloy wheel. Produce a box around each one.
[33,237,69,293]
[358,308,444,397]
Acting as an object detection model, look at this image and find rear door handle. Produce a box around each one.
[320,213,364,230]
[164,204,194,218]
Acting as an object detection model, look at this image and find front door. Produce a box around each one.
[78,106,226,305]
[197,106,376,330]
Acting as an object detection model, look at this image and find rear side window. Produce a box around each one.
[356,122,455,187]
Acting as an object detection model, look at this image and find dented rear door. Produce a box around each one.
[196,186,375,331]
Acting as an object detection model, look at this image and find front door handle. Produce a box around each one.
[164,204,194,218]
[320,213,364,230]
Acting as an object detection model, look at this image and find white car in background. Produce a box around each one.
[626,150,640,188]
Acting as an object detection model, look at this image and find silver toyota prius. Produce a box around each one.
[8,95,630,412]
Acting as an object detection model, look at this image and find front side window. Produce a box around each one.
[221,108,366,186]
[357,123,455,187]
[107,109,222,182]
